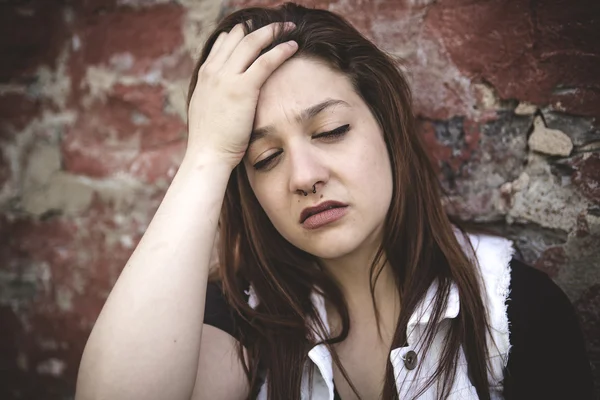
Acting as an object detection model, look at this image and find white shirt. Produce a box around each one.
[247,232,514,399]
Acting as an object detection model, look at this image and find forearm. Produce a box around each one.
[76,155,232,400]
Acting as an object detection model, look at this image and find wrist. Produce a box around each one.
[180,150,237,175]
[167,154,233,206]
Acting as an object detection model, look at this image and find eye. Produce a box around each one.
[252,125,350,172]
[253,150,282,171]
[312,124,350,141]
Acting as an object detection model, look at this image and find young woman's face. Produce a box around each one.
[244,57,393,260]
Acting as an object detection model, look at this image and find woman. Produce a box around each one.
[76,3,593,399]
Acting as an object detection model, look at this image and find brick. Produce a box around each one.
[0,93,43,135]
[550,89,600,118]
[0,206,144,396]
[227,0,474,119]
[111,83,185,147]
[69,3,185,90]
[425,0,600,118]
[419,117,480,179]
[62,83,186,179]
[569,153,600,203]
[161,52,195,81]
[0,0,69,83]
[129,140,186,183]
[534,246,566,278]
[61,120,138,178]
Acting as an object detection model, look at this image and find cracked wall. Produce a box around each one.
[1,0,599,398]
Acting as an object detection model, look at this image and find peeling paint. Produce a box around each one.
[55,286,74,312]
[0,110,76,208]
[109,52,136,72]
[165,79,189,121]
[514,102,537,115]
[181,0,222,56]
[33,46,72,109]
[473,83,501,111]
[36,358,67,377]
[2,0,599,397]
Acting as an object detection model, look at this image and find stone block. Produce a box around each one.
[528,115,573,157]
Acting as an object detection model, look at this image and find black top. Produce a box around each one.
[204,258,595,399]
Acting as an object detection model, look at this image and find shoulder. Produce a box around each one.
[464,233,579,331]
[463,233,593,398]
[503,258,595,399]
[196,282,250,399]
[506,257,582,340]
[507,257,568,318]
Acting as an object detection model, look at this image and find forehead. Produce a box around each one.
[254,57,357,128]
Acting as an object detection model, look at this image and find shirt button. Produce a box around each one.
[404,350,418,370]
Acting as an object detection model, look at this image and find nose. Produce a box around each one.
[287,142,328,196]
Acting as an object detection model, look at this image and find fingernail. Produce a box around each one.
[284,21,296,29]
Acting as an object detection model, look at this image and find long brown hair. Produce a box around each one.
[188,3,492,399]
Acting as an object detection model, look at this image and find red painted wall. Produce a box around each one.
[1,0,598,398]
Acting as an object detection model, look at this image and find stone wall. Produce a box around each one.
[0,0,598,398]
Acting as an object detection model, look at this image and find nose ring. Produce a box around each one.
[301,184,317,196]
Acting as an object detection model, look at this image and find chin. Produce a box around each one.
[297,235,363,260]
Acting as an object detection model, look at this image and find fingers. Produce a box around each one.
[224,22,295,74]
[204,31,227,64]
[245,40,298,86]
[199,21,298,90]
[206,23,247,68]
[203,22,295,73]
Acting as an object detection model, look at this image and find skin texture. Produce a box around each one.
[244,57,394,264]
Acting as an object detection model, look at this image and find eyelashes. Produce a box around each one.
[253,150,281,171]
[252,124,351,171]
[312,124,350,140]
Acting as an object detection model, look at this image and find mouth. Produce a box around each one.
[299,200,348,224]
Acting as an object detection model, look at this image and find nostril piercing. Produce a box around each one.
[312,185,316,193]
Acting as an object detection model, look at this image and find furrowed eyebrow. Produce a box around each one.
[248,99,350,145]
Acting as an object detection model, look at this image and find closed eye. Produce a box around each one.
[252,124,351,171]
[253,150,282,171]
[312,124,350,140]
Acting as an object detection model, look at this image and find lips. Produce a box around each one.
[299,200,348,224]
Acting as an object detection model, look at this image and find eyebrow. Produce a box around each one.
[248,99,351,145]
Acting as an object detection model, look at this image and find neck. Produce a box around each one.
[320,244,400,338]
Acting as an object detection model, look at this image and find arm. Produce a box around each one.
[75,21,298,400]
[191,325,249,400]
[192,282,250,399]
[76,158,236,400]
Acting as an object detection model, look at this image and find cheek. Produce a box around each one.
[250,179,289,226]
[357,133,392,184]
[356,136,393,211]
[246,163,298,234]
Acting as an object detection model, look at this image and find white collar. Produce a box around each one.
[246,231,514,399]
[246,230,514,334]
[246,229,482,334]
